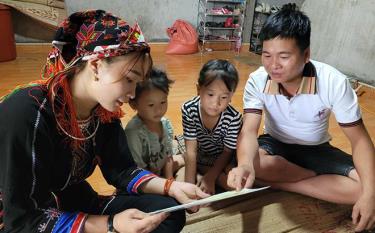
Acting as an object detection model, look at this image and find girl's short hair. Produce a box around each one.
[198,59,239,92]
[132,68,174,102]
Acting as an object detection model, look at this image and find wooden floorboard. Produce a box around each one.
[1,44,374,195]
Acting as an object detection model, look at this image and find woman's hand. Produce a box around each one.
[114,209,169,233]
[168,181,210,213]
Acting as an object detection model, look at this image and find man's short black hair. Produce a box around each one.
[259,4,311,52]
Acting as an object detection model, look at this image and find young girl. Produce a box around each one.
[182,59,242,195]
[0,10,208,233]
[125,68,185,178]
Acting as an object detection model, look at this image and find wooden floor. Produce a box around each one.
[1,44,374,196]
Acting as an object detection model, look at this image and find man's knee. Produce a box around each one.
[256,154,286,175]
[348,168,360,182]
[257,149,286,170]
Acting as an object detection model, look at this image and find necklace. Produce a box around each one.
[50,83,99,141]
[56,116,100,141]
[77,115,93,131]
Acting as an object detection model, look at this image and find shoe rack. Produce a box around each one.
[249,2,298,54]
[197,0,247,53]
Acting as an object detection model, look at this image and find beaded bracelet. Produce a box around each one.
[164,177,175,196]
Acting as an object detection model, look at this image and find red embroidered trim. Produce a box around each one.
[71,212,87,233]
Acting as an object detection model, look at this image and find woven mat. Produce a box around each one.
[183,190,354,233]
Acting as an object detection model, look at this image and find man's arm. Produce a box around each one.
[227,113,262,190]
[237,113,262,166]
[341,122,375,232]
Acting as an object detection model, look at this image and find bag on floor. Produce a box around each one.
[166,19,199,55]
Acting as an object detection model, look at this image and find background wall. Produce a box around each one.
[9,0,375,85]
[302,0,375,85]
[65,0,199,42]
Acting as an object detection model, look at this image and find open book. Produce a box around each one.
[149,186,269,215]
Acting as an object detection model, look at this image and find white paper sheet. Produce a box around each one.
[149,186,269,215]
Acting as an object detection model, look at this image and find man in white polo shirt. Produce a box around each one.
[227,5,375,232]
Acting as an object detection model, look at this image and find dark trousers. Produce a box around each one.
[56,181,186,233]
[258,134,355,176]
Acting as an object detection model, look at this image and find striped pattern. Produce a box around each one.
[52,212,87,233]
[70,213,87,233]
[182,97,242,165]
[126,170,157,194]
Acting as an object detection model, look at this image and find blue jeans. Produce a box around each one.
[258,134,355,176]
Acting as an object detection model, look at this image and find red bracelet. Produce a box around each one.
[164,177,175,196]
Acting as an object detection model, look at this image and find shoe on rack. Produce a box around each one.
[221,7,231,14]
[270,5,281,13]
[210,8,224,14]
[255,3,264,13]
[205,21,215,27]
[224,17,233,28]
[223,5,234,12]
[233,8,241,15]
[217,22,225,27]
[255,3,271,13]
[264,3,271,13]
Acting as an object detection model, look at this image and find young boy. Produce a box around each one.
[227,6,375,232]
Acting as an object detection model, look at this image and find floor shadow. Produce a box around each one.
[234,53,262,67]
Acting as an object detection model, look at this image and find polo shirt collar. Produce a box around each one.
[263,61,317,95]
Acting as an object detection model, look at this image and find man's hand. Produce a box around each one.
[198,173,216,195]
[168,181,210,213]
[352,192,375,231]
[227,164,255,191]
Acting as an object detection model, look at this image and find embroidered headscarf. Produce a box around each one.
[42,9,149,79]
[41,10,151,149]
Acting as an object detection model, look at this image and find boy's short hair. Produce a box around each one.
[259,4,311,52]
[132,67,174,102]
[198,59,239,92]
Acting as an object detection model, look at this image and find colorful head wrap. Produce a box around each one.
[42,9,150,79]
